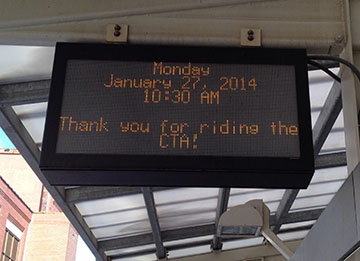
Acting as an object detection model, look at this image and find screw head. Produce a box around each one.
[114,24,121,31]
[248,35,254,41]
[335,34,344,43]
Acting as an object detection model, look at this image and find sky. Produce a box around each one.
[0,127,16,149]
[76,237,95,261]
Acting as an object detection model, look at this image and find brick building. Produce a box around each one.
[0,149,78,261]
[0,176,32,261]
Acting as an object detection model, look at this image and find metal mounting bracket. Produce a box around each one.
[241,28,261,47]
[106,24,129,43]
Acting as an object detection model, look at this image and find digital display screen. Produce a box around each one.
[40,43,314,188]
[57,60,300,157]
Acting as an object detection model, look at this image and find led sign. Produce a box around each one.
[40,43,314,188]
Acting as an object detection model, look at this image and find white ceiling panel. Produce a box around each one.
[0,46,54,85]
[167,245,211,259]
[228,189,285,212]
[278,230,310,242]
[320,130,346,153]
[280,220,316,230]
[290,194,335,212]
[112,253,157,261]
[84,207,149,228]
[309,166,348,183]
[222,237,264,251]
[75,193,146,216]
[104,243,155,257]
[12,102,48,144]
[164,235,213,248]
[156,198,217,218]
[153,188,219,205]
[308,68,339,109]
[298,180,345,198]
[159,211,216,231]
[91,219,152,239]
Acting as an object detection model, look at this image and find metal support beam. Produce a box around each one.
[111,226,311,260]
[0,80,50,106]
[276,208,323,224]
[52,152,348,204]
[308,62,339,71]
[340,0,360,173]
[99,224,216,254]
[211,188,230,251]
[99,208,323,255]
[66,186,172,203]
[114,239,303,261]
[0,107,105,261]
[272,189,300,234]
[64,152,344,207]
[312,81,343,156]
[142,187,166,259]
[315,151,346,169]
[273,79,343,234]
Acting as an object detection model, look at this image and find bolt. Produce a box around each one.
[335,34,344,43]
[114,24,121,31]
[248,35,254,41]
[248,29,254,36]
[114,31,121,37]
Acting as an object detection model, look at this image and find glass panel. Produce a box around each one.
[308,69,337,109]
[158,211,216,231]
[157,198,217,230]
[320,130,345,153]
[105,244,155,256]
[0,46,54,85]
[298,180,344,198]
[5,232,12,255]
[311,110,320,127]
[310,166,347,184]
[84,207,148,228]
[2,231,9,254]
[112,253,156,261]
[222,237,264,250]
[280,220,316,230]
[164,235,213,248]
[76,193,146,216]
[92,219,152,239]
[312,109,344,130]
[154,188,219,205]
[11,238,19,259]
[290,194,335,211]
[168,245,211,259]
[277,230,310,241]
[228,189,284,212]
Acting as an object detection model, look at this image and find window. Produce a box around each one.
[1,229,19,261]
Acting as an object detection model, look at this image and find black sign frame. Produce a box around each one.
[40,43,314,188]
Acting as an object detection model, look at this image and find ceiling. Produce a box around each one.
[0,0,352,260]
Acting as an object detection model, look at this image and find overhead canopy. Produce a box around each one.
[0,44,347,260]
[0,0,352,260]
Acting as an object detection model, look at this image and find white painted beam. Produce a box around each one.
[340,0,360,173]
[170,240,301,261]
[0,0,346,54]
